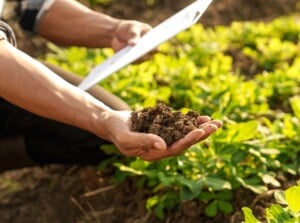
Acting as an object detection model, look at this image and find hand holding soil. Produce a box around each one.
[131,103,222,160]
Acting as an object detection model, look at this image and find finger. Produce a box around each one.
[111,40,125,52]
[197,123,219,141]
[197,115,211,124]
[138,120,221,161]
[127,23,152,45]
[142,125,216,161]
[208,120,222,128]
[199,119,222,128]
[167,123,220,154]
[125,132,167,151]
[164,129,204,156]
[139,123,220,161]
[141,25,152,36]
[127,26,142,45]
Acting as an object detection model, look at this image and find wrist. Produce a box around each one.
[87,101,114,141]
[88,12,121,48]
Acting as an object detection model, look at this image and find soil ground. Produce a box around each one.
[1,1,299,223]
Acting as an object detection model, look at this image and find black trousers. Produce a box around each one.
[0,98,112,165]
[0,62,128,170]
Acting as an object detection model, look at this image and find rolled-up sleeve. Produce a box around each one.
[17,0,55,33]
[0,20,17,46]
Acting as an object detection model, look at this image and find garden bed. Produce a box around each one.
[0,1,299,223]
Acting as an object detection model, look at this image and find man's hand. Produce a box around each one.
[36,0,156,58]
[111,20,158,63]
[100,110,222,161]
[111,20,152,51]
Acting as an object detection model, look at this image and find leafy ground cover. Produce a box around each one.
[243,184,300,223]
[1,1,300,223]
[44,11,300,223]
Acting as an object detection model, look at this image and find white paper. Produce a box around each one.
[78,0,213,91]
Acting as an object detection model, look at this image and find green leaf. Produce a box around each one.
[266,204,291,222]
[203,176,232,190]
[245,184,267,194]
[285,185,300,213]
[261,174,281,187]
[99,144,119,155]
[154,201,165,220]
[176,176,202,201]
[205,200,218,217]
[217,200,233,214]
[237,177,267,194]
[274,190,288,205]
[215,190,234,201]
[158,172,175,187]
[143,96,157,107]
[115,163,143,175]
[199,191,215,201]
[146,195,159,211]
[226,121,258,143]
[180,185,196,201]
[130,159,149,170]
[242,207,261,223]
[290,96,300,119]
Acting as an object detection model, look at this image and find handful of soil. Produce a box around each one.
[131,103,205,145]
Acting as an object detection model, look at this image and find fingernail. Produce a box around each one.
[154,141,166,150]
[209,124,218,130]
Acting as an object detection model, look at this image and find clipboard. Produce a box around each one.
[78,0,213,91]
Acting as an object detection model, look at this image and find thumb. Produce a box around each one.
[128,132,167,151]
[127,27,142,45]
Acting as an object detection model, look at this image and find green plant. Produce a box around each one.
[44,14,300,220]
[242,184,300,223]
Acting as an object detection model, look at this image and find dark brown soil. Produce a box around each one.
[1,1,299,223]
[131,103,203,145]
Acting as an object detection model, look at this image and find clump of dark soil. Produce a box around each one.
[131,103,204,145]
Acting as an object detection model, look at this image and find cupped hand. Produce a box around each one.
[100,110,222,161]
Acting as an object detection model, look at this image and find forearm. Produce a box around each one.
[0,40,112,139]
[36,0,120,48]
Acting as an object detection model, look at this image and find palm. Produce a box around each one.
[102,111,221,161]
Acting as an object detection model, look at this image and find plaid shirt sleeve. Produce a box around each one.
[0,20,17,46]
[18,0,55,32]
[3,0,55,33]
